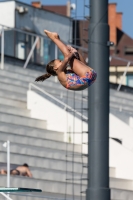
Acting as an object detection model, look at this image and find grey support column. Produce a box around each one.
[86,0,110,200]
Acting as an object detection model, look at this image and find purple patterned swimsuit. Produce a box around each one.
[66,69,97,89]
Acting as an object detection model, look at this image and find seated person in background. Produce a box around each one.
[16,163,32,177]
[10,169,20,175]
[0,169,20,175]
[0,169,7,175]
[0,163,32,177]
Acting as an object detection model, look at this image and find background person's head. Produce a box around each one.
[23,163,29,168]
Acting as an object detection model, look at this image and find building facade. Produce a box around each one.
[36,1,133,87]
[0,0,72,65]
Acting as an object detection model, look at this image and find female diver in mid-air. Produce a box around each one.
[35,30,97,91]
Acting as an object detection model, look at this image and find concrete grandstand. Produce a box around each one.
[0,1,133,200]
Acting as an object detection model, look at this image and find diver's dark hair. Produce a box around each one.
[35,59,56,82]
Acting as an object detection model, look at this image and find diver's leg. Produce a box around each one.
[44,30,93,77]
[44,30,70,57]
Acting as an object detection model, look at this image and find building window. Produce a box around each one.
[127,75,133,87]
[124,47,133,55]
[58,49,64,60]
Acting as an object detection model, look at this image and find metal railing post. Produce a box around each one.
[29,83,31,91]
[1,26,4,69]
[23,36,39,69]
[0,192,13,200]
[7,141,10,188]
[117,61,131,91]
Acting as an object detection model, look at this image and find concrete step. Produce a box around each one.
[4,64,48,79]
[4,64,66,88]
[110,89,133,101]
[0,112,47,129]
[110,177,133,191]
[0,68,64,91]
[0,131,81,153]
[110,96,133,107]
[2,190,125,200]
[110,106,133,116]
[0,81,27,94]
[31,84,84,103]
[110,108,132,125]
[0,80,87,110]
[0,163,86,182]
[0,96,26,108]
[0,185,129,200]
[110,102,133,112]
[1,191,85,200]
[0,161,116,182]
[0,68,85,99]
[0,104,31,117]
[0,70,59,89]
[7,65,85,101]
[1,175,133,197]
[111,188,133,200]
[0,140,86,164]
[0,182,130,200]
[30,167,86,182]
[0,122,64,142]
[110,167,116,177]
[0,72,69,100]
[0,74,29,88]
[0,81,81,106]
[0,175,86,196]
[0,74,67,99]
[0,152,86,174]
[0,89,26,101]
[30,165,87,182]
[0,75,67,102]
[0,154,116,180]
[0,68,34,83]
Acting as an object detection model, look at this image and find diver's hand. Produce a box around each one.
[67,45,77,53]
[67,45,79,59]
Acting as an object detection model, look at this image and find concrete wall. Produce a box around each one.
[0,1,72,63]
[15,1,72,43]
[0,1,15,28]
[27,89,133,180]
[110,113,133,151]
[27,90,133,151]
[27,90,88,153]
[110,138,133,180]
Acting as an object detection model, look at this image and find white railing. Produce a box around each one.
[1,23,133,91]
[110,56,133,91]
[110,56,133,65]
[0,23,88,70]
[1,26,4,70]
[29,83,88,120]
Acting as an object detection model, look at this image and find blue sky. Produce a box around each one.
[20,0,133,38]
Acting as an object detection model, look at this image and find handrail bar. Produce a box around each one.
[0,23,88,52]
[29,83,88,120]
[110,56,133,65]
[0,23,46,39]
[1,24,133,60]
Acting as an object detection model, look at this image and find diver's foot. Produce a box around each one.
[44,30,60,39]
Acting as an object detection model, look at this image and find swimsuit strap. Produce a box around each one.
[66,70,74,74]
